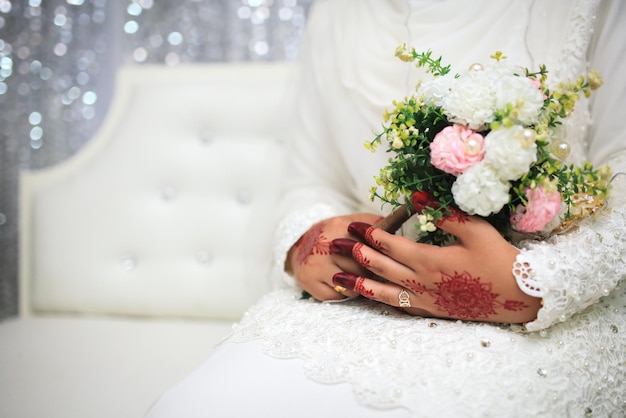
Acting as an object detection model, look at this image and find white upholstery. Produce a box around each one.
[2,62,293,418]
[0,316,234,418]
[19,63,291,320]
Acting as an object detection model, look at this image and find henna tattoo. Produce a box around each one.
[438,207,469,226]
[294,222,331,266]
[502,300,531,311]
[348,222,383,250]
[401,278,424,295]
[364,226,383,250]
[402,271,530,320]
[352,242,372,268]
[411,191,469,226]
[355,277,374,298]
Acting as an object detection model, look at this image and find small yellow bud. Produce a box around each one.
[587,69,603,90]
[395,44,414,62]
[489,51,507,61]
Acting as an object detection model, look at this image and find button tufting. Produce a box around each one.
[199,132,214,145]
[121,257,137,271]
[196,250,213,265]
[160,186,177,201]
[236,190,252,205]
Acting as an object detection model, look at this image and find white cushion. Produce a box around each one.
[0,316,234,418]
[20,63,292,319]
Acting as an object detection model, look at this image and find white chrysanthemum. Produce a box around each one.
[452,164,511,216]
[493,76,544,125]
[418,73,454,107]
[420,60,544,130]
[486,60,522,77]
[483,125,537,181]
[440,70,496,129]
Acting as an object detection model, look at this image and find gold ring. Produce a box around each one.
[398,289,412,307]
[334,285,347,293]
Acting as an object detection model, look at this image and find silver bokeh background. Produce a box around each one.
[0,0,312,319]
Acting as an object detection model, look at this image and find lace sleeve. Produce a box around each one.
[272,204,338,288]
[514,152,626,331]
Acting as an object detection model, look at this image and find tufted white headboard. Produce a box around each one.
[19,63,293,320]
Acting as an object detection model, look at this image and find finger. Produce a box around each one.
[332,256,370,298]
[297,260,349,301]
[305,280,345,301]
[328,283,359,299]
[375,205,414,233]
[333,272,431,316]
[409,191,500,247]
[330,238,415,283]
[347,222,439,271]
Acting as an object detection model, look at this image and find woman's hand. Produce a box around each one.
[286,213,383,301]
[329,195,542,323]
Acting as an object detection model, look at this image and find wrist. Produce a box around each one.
[285,244,297,275]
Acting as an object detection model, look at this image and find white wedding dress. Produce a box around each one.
[147,1,626,417]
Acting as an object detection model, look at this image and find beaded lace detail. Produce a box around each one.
[550,0,600,166]
[231,285,626,416]
[515,204,626,331]
[553,0,599,84]
[515,150,626,331]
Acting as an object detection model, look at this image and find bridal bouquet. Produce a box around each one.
[367,46,612,245]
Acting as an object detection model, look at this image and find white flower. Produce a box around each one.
[483,125,537,181]
[439,70,497,129]
[452,164,511,216]
[417,214,437,232]
[493,75,544,125]
[487,60,522,77]
[419,73,454,107]
[419,60,544,130]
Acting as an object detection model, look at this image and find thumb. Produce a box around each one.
[409,191,498,245]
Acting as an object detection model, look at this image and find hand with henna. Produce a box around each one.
[285,213,384,301]
[329,192,542,324]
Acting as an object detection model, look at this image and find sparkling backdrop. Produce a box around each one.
[0,0,312,319]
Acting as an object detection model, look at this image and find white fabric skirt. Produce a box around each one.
[146,288,626,417]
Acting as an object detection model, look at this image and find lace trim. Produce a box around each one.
[513,259,541,297]
[515,206,626,332]
[514,150,626,331]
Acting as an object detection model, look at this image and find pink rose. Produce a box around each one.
[510,186,561,233]
[430,124,485,176]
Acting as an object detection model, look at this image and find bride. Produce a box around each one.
[147,1,626,416]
